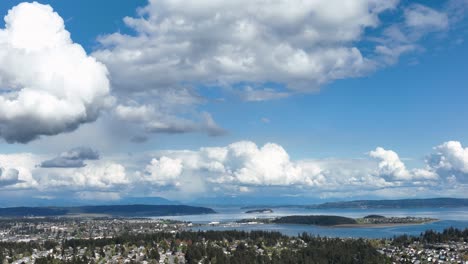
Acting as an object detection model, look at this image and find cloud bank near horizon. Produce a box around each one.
[0,140,467,201]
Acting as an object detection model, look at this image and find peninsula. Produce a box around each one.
[236,215,437,227]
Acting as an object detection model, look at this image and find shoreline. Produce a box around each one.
[201,219,441,229]
[333,220,439,228]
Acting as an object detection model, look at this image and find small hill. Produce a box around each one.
[364,215,386,219]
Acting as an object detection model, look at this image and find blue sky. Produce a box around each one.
[0,0,467,205]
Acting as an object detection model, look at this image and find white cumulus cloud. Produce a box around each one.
[38,162,129,190]
[138,141,313,190]
[428,141,468,183]
[2,140,468,200]
[0,153,39,189]
[369,147,411,180]
[89,0,411,138]
[0,2,112,143]
[369,147,437,181]
[94,0,398,94]
[144,157,183,186]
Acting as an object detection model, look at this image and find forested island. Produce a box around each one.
[355,215,437,226]
[245,209,273,214]
[236,215,437,227]
[273,215,357,226]
[0,205,216,217]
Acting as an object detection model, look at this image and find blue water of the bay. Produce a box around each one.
[158,206,468,238]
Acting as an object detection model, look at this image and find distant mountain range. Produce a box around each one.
[0,205,215,217]
[1,197,466,214]
[242,198,468,210]
[306,198,468,209]
[191,196,322,206]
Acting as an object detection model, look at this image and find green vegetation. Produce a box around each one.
[0,205,216,217]
[272,215,357,226]
[392,227,468,246]
[236,215,435,226]
[355,216,436,225]
[363,215,385,219]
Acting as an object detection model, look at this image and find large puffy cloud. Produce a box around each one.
[141,141,309,187]
[94,0,398,93]
[140,141,392,191]
[427,141,468,183]
[0,1,457,145]
[144,157,183,186]
[40,147,100,168]
[37,162,129,190]
[369,147,437,181]
[0,2,112,143]
[0,152,128,192]
[92,0,406,138]
[89,0,461,140]
[222,142,305,186]
[135,141,319,197]
[0,153,39,189]
[138,141,468,198]
[369,147,411,180]
[1,140,467,201]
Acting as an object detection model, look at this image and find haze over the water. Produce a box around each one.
[1,0,468,206]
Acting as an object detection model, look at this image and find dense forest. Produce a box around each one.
[392,226,468,246]
[272,215,357,226]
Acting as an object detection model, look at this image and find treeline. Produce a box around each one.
[64,230,287,249]
[183,232,388,264]
[393,227,468,246]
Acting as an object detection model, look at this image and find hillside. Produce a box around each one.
[306,198,468,209]
[0,205,215,217]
